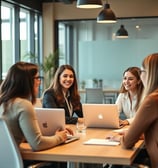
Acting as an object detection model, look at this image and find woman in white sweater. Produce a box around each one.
[116,67,144,126]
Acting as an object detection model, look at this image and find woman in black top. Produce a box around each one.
[42,64,84,124]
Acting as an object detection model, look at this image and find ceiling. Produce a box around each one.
[42,0,76,4]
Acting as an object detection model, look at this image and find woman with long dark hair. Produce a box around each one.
[42,64,84,124]
[0,62,72,152]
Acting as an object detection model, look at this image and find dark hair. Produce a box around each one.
[0,62,38,106]
[119,66,144,111]
[46,64,81,110]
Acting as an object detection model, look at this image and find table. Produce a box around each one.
[20,126,144,166]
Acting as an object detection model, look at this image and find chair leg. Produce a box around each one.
[28,162,52,168]
[103,163,110,168]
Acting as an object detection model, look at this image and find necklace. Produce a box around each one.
[63,90,73,116]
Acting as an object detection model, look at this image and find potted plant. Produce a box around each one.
[93,78,98,88]
[23,50,59,89]
[41,51,59,88]
[80,80,86,90]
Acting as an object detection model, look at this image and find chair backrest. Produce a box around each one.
[0,116,24,168]
[85,88,104,104]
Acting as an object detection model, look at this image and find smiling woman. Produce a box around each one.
[115,67,144,126]
[42,64,84,168]
[42,64,84,124]
[0,62,71,168]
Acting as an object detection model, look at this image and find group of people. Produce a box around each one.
[0,53,158,168]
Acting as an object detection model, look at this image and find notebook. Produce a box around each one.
[34,108,80,143]
[82,104,121,129]
[83,138,120,146]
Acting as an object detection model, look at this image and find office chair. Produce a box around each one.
[85,88,104,104]
[0,116,51,168]
[104,93,116,104]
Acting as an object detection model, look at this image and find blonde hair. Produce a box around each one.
[142,53,158,97]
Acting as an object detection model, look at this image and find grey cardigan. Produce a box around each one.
[0,98,63,151]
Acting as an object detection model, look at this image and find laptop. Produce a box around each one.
[82,104,121,129]
[34,108,79,143]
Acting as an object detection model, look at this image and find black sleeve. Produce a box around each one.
[65,103,83,124]
[42,90,58,108]
[65,116,78,124]
[74,103,83,118]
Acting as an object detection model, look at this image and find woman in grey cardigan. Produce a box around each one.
[0,62,72,152]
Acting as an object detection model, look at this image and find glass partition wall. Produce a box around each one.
[58,18,158,90]
[1,4,13,79]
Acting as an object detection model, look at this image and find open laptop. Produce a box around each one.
[34,108,79,143]
[82,104,121,129]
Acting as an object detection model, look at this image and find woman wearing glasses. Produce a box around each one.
[0,62,72,151]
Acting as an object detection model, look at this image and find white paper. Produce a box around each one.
[113,128,128,133]
[83,138,120,146]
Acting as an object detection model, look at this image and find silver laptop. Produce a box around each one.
[35,108,80,143]
[82,104,121,129]
[35,108,65,136]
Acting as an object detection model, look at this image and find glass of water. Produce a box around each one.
[76,121,86,134]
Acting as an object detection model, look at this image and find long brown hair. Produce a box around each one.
[119,66,144,111]
[0,62,38,107]
[45,64,81,110]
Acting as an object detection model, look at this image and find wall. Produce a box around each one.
[75,18,158,88]
[78,39,158,88]
[42,0,158,89]
[42,0,158,56]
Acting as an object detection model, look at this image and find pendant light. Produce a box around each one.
[77,0,103,9]
[97,1,117,23]
[116,25,128,38]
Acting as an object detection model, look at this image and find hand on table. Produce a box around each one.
[106,133,122,142]
[65,127,74,135]
[55,129,68,142]
[106,128,128,142]
[55,127,74,143]
[119,119,129,127]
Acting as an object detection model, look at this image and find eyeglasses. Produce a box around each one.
[33,76,42,80]
[140,69,146,73]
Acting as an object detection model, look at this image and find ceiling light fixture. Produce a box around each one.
[77,0,103,9]
[97,1,117,23]
[116,25,128,38]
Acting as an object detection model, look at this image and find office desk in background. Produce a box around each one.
[79,89,119,95]
[79,89,119,104]
[21,126,144,166]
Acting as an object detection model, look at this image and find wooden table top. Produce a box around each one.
[20,126,144,165]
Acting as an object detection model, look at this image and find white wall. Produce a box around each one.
[76,18,158,89]
[78,39,157,88]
